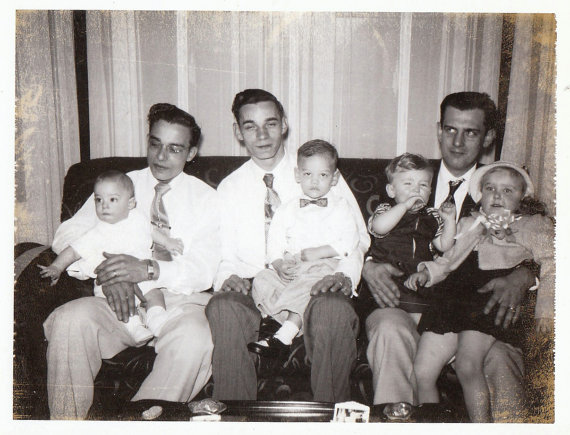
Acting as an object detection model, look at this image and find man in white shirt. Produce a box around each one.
[206,89,370,402]
[361,92,536,421]
[44,103,220,419]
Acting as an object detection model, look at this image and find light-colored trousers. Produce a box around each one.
[43,291,213,419]
[365,307,526,422]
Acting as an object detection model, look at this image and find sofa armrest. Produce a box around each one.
[14,246,94,419]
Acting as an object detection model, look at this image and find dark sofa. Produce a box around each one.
[14,155,551,421]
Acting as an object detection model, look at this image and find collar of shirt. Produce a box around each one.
[246,150,301,202]
[434,161,477,217]
[143,167,185,193]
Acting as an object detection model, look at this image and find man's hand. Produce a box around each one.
[102,281,146,322]
[361,261,403,308]
[310,272,352,296]
[94,252,148,286]
[477,266,534,328]
[220,274,252,294]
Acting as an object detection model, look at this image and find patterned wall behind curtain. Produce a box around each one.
[85,11,503,160]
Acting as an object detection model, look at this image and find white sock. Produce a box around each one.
[273,320,300,345]
[145,306,169,337]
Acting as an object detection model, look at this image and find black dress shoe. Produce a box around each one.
[259,316,281,338]
[247,337,290,360]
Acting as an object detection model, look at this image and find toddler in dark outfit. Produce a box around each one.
[357,153,456,316]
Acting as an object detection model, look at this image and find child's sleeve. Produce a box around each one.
[328,199,360,258]
[418,216,481,286]
[367,203,392,238]
[523,215,555,320]
[67,227,103,279]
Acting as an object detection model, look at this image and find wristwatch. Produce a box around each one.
[146,259,156,280]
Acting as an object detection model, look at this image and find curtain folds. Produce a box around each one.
[15,11,80,245]
[83,11,504,160]
[501,14,556,216]
[14,11,556,244]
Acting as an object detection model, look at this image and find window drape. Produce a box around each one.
[14,11,556,244]
[501,14,556,216]
[15,11,80,245]
[83,11,503,160]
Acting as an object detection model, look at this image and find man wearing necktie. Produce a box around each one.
[45,104,220,419]
[361,92,536,421]
[207,90,370,402]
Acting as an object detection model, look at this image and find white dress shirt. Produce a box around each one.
[266,191,360,264]
[214,150,370,290]
[434,161,478,220]
[52,168,221,295]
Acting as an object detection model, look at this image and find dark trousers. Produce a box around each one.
[205,290,359,402]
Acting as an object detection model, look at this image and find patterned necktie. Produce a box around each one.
[151,182,172,261]
[300,198,328,207]
[443,179,464,205]
[263,173,281,266]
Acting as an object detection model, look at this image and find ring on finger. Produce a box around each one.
[508,306,516,312]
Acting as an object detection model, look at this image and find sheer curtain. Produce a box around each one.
[16,11,554,244]
[501,14,556,216]
[15,11,80,245]
[84,11,503,160]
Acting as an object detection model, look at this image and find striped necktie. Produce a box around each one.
[151,182,172,261]
[263,173,281,266]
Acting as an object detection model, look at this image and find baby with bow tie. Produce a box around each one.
[248,140,360,358]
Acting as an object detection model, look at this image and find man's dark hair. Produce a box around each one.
[231,89,285,122]
[297,139,338,170]
[147,103,201,148]
[95,170,135,198]
[440,92,498,132]
[385,153,433,183]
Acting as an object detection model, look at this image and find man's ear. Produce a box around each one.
[331,169,340,186]
[482,128,496,149]
[436,122,443,145]
[281,117,289,136]
[128,197,136,210]
[233,122,244,142]
[386,183,396,199]
[186,146,198,162]
[294,167,301,183]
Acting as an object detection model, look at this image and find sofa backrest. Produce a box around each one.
[61,155,439,224]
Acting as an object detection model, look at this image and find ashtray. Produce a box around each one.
[383,402,413,421]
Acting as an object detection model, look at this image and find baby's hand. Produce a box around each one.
[404,271,428,291]
[535,318,554,335]
[37,264,62,286]
[166,238,184,256]
[404,196,425,211]
[274,258,299,282]
[439,201,457,221]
